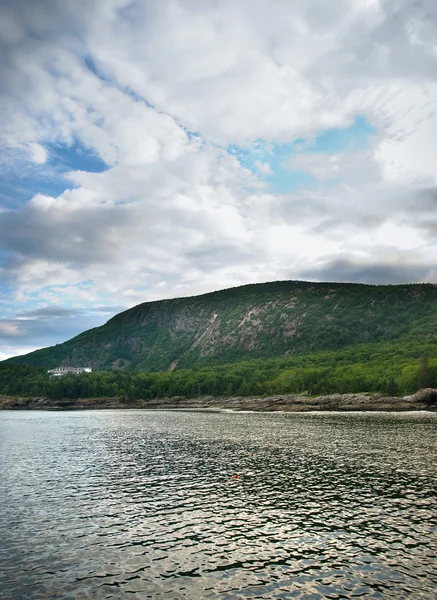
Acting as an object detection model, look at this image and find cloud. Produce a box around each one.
[15,305,125,320]
[288,149,381,183]
[0,303,124,359]
[1,0,437,356]
[299,258,435,285]
[16,307,81,320]
[255,161,273,176]
[29,143,47,164]
[0,322,20,337]
[0,192,139,265]
[83,0,437,160]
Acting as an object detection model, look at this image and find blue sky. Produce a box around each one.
[229,117,376,194]
[0,140,108,207]
[1,0,436,359]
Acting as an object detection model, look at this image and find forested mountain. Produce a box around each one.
[4,280,437,371]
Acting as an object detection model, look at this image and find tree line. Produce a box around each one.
[1,337,436,401]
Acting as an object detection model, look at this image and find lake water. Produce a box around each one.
[0,410,436,599]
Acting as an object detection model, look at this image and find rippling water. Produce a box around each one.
[0,410,436,599]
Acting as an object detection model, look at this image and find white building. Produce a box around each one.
[48,367,92,377]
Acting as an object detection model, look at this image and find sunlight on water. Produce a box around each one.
[0,410,436,599]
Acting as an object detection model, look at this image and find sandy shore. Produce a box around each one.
[1,389,436,411]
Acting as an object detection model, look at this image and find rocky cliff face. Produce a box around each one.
[5,280,437,371]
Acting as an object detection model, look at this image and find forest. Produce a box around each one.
[1,336,436,401]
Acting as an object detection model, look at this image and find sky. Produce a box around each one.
[1,0,437,359]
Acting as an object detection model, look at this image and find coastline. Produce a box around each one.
[1,389,436,412]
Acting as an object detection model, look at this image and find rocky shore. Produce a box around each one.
[1,389,436,412]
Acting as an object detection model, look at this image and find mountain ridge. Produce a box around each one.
[5,280,437,371]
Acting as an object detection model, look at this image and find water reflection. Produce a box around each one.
[0,411,436,599]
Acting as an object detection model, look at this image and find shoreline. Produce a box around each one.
[1,389,436,412]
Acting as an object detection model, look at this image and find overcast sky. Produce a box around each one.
[1,0,437,359]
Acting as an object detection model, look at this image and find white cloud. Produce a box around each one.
[29,142,47,164]
[289,150,381,183]
[2,0,437,356]
[374,84,437,183]
[255,161,273,175]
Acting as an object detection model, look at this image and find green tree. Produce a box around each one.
[417,356,433,389]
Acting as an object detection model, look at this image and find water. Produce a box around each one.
[0,410,436,599]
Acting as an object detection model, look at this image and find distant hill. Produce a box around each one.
[4,280,437,371]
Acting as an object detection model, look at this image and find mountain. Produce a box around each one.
[5,280,437,371]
